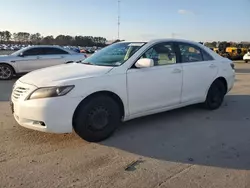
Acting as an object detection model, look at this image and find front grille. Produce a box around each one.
[12,87,29,100]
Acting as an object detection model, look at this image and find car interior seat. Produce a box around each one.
[155,46,175,65]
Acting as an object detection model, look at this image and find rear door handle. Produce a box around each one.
[172,68,182,73]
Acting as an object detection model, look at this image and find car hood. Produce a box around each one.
[0,55,12,60]
[19,63,114,87]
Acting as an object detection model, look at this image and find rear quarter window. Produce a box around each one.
[201,49,214,61]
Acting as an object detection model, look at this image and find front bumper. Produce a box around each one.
[11,96,82,134]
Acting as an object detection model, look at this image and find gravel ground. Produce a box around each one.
[0,50,14,55]
[0,62,250,187]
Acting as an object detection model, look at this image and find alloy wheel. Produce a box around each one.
[0,65,12,79]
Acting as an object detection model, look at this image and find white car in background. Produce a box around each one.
[11,39,235,142]
[0,45,87,80]
[243,50,250,63]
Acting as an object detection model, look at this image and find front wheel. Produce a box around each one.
[245,60,248,63]
[203,80,226,110]
[73,95,121,142]
[0,64,14,80]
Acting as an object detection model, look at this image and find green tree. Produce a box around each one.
[30,33,42,44]
[0,31,4,42]
[41,35,54,45]
[2,31,11,42]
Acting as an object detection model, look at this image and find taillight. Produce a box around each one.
[230,62,235,70]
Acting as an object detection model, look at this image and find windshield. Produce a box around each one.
[81,42,145,66]
[11,48,25,56]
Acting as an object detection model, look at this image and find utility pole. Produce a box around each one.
[117,0,120,40]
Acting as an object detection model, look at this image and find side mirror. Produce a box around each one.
[19,52,24,57]
[135,58,154,68]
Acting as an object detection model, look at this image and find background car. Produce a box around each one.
[243,50,250,63]
[0,45,86,80]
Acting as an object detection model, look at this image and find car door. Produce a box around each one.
[15,47,44,72]
[177,42,219,103]
[32,47,69,69]
[36,47,70,69]
[127,42,183,116]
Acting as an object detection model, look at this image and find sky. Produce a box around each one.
[0,0,250,42]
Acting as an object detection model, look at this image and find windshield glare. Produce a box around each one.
[81,42,145,66]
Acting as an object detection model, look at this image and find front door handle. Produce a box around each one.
[172,68,182,73]
[209,64,217,68]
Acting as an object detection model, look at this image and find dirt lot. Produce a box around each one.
[0,63,250,188]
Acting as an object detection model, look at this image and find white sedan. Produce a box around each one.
[0,45,87,80]
[243,51,250,63]
[10,39,235,142]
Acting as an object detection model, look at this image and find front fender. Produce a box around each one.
[0,62,18,74]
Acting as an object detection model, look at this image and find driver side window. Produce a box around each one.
[23,48,44,56]
[141,43,177,66]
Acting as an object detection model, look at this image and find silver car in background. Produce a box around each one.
[0,45,87,80]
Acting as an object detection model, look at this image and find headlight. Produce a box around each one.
[12,82,16,89]
[26,85,74,100]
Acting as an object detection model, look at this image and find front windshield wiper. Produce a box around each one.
[77,61,119,67]
[77,61,94,65]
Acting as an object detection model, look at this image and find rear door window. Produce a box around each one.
[43,47,69,55]
[178,43,203,63]
[201,49,214,61]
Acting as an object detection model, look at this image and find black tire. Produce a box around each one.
[73,95,121,142]
[0,64,14,80]
[203,80,226,110]
[66,61,73,64]
[245,60,248,63]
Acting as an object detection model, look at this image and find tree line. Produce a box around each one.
[0,31,107,47]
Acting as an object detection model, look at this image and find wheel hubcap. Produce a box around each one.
[0,66,11,79]
[87,106,109,131]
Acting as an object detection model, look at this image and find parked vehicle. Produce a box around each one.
[0,45,86,80]
[80,49,87,53]
[10,39,235,142]
[243,50,250,63]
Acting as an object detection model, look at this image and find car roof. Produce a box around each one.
[119,38,224,60]
[29,45,62,48]
[118,38,207,51]
[118,38,201,44]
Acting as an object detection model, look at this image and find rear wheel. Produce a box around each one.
[203,80,226,110]
[73,95,121,142]
[245,60,248,63]
[0,64,14,80]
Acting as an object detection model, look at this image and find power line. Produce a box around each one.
[117,0,120,40]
